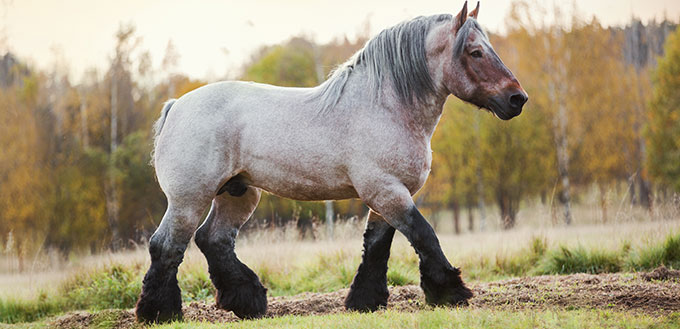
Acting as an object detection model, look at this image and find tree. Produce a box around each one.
[428,100,479,233]
[0,73,49,267]
[647,26,680,192]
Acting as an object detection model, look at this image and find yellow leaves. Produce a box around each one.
[0,88,48,236]
[243,43,318,87]
[173,78,206,99]
[647,26,680,191]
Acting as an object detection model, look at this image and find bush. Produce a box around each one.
[61,264,143,310]
[628,233,680,270]
[536,245,622,275]
[494,236,548,277]
[536,246,621,274]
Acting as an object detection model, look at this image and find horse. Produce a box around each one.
[135,1,527,322]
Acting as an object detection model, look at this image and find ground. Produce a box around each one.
[48,266,680,329]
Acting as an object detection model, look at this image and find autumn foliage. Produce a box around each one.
[0,3,678,259]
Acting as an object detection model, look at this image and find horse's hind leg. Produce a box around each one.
[345,210,395,311]
[194,185,267,319]
[136,197,209,323]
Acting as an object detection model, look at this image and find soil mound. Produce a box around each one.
[50,268,680,328]
[641,265,680,281]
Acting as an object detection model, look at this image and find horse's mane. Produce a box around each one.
[311,14,460,113]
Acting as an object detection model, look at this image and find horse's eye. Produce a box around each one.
[471,50,483,58]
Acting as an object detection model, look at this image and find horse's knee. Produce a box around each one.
[148,231,165,259]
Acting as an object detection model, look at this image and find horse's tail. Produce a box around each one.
[150,99,176,167]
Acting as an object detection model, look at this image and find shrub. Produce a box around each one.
[628,233,680,270]
[61,264,143,310]
[537,245,622,275]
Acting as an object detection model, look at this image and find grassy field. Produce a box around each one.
[10,308,678,329]
[4,309,679,329]
[0,202,679,327]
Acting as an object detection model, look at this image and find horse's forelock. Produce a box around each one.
[453,18,488,58]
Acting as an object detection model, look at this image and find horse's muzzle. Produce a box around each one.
[489,90,527,120]
[507,91,528,117]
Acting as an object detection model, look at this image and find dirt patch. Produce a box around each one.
[472,271,680,313]
[50,267,680,328]
[641,265,680,281]
[52,311,93,329]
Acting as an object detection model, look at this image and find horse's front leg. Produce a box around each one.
[345,210,396,311]
[358,182,473,306]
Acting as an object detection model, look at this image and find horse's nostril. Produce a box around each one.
[509,93,528,108]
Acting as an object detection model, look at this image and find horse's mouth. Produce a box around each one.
[486,98,519,121]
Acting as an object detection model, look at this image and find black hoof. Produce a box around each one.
[345,284,389,312]
[421,267,473,306]
[135,274,182,323]
[216,276,268,319]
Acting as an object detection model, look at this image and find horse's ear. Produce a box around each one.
[452,1,468,33]
[469,1,480,19]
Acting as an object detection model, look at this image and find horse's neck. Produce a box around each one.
[380,84,447,141]
[336,68,447,141]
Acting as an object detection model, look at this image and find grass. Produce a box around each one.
[0,220,679,324]
[57,308,676,329]
[628,233,680,270]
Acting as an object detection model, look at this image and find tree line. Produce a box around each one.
[0,2,679,262]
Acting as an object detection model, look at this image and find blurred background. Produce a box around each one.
[1,0,679,268]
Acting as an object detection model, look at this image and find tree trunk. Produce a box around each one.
[325,201,334,240]
[452,201,461,235]
[637,167,652,210]
[79,92,89,148]
[107,71,120,250]
[467,203,474,232]
[498,193,517,230]
[599,184,608,223]
[474,111,487,231]
[549,69,573,225]
[545,32,573,226]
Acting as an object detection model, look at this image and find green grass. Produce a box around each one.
[146,309,680,329]
[1,232,679,325]
[536,246,622,275]
[0,293,63,324]
[62,264,143,310]
[628,233,680,270]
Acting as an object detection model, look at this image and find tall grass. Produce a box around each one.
[627,233,680,270]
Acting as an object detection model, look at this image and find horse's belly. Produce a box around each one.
[252,178,359,201]
[245,163,359,201]
[259,183,359,201]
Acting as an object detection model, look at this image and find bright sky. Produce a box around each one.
[2,0,679,82]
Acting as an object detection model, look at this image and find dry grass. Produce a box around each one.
[1,205,677,302]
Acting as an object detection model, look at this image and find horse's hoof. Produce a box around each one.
[135,293,183,323]
[345,284,389,312]
[421,267,473,306]
[216,279,268,319]
[135,270,183,323]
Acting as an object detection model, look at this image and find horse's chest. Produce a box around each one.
[387,144,432,194]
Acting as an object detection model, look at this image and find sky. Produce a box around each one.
[2,0,679,82]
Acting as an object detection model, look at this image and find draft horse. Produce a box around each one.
[136,1,527,322]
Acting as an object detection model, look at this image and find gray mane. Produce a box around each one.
[311,14,452,113]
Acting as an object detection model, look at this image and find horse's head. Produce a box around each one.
[442,2,528,120]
